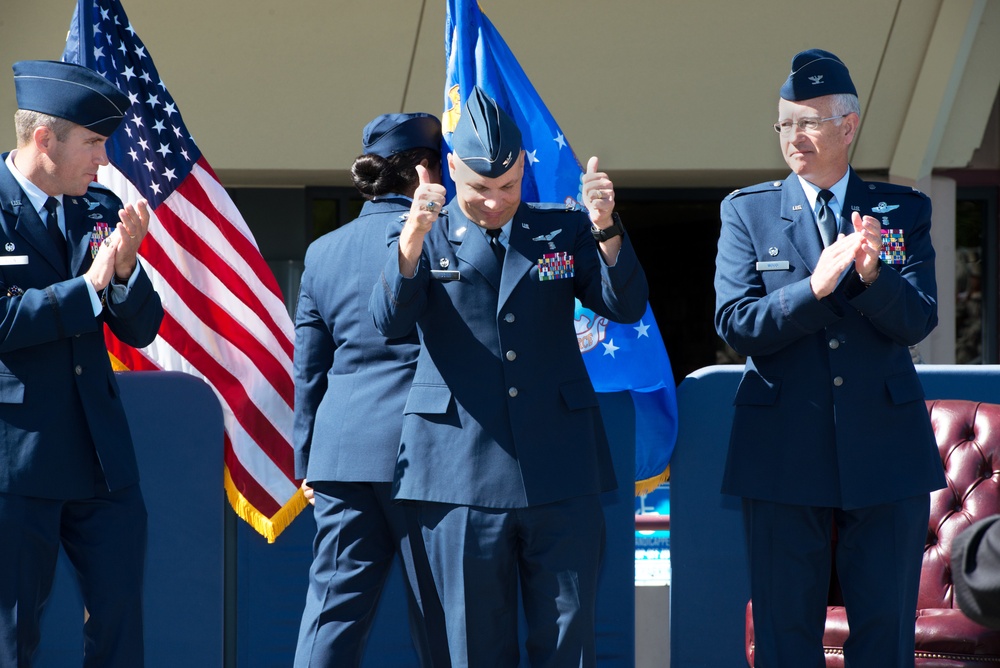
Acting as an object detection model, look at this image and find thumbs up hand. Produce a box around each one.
[398,162,447,277]
[407,164,447,234]
[582,156,614,227]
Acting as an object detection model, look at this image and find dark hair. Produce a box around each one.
[351,147,441,200]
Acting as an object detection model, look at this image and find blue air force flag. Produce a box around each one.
[446,0,677,492]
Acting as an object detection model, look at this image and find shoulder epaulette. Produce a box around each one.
[526,201,582,213]
[86,181,114,194]
[726,180,783,200]
[862,181,924,196]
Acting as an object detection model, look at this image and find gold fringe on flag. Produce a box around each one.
[108,350,129,372]
[224,467,308,543]
[635,465,670,497]
[110,352,308,543]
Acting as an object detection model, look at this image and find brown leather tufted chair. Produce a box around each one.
[746,399,1000,666]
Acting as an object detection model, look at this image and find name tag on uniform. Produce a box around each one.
[430,270,461,281]
[0,255,29,266]
[755,261,789,271]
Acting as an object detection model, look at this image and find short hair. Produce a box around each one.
[828,93,861,119]
[14,109,75,147]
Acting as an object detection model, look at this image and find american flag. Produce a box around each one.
[62,0,303,542]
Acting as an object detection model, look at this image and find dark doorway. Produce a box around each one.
[615,189,733,384]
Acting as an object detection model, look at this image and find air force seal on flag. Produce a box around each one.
[575,310,608,353]
[880,229,906,264]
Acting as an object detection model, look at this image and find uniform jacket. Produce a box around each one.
[714,169,946,509]
[293,196,420,483]
[370,200,648,509]
[0,154,163,499]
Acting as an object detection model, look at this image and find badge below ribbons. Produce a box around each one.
[879,229,906,264]
[538,252,574,281]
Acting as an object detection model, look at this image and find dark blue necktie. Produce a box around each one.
[44,196,68,269]
[816,189,837,247]
[487,227,505,263]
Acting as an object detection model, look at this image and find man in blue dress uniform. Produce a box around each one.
[370,87,649,667]
[0,60,164,666]
[714,50,945,666]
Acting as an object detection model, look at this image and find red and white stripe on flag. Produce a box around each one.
[100,160,305,543]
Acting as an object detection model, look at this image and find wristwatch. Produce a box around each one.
[592,212,624,242]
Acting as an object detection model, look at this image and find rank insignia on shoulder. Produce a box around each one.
[872,202,899,214]
[5,285,23,297]
[880,229,906,264]
[538,252,574,281]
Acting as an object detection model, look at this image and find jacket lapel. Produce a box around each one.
[449,205,502,291]
[0,154,70,275]
[780,175,824,271]
[498,204,534,309]
[841,168,867,233]
[65,194,96,277]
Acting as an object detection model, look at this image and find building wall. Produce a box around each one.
[2,0,995,187]
[1,0,997,366]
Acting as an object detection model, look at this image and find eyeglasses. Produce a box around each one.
[773,114,848,135]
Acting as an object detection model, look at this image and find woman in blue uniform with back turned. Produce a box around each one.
[292,112,447,667]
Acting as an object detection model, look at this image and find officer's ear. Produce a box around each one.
[841,113,860,146]
[33,125,55,153]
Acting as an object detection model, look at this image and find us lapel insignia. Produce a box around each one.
[768,247,779,257]
[4,243,13,252]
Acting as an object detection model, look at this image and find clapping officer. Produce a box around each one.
[714,49,944,666]
[0,60,164,666]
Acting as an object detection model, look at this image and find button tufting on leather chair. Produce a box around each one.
[746,399,1000,667]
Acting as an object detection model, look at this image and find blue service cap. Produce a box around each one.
[780,49,857,101]
[13,60,130,137]
[362,112,442,158]
[452,86,522,178]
